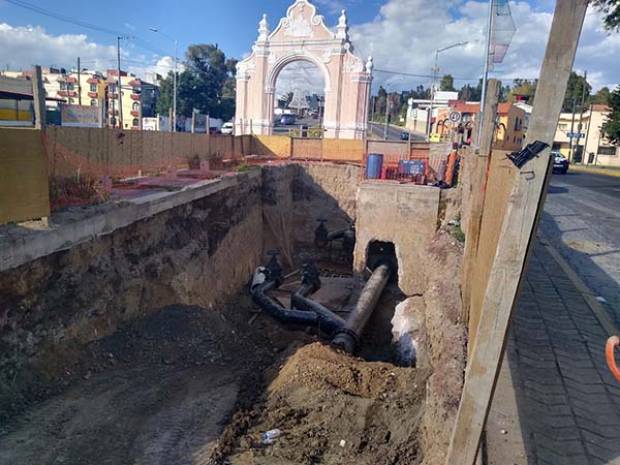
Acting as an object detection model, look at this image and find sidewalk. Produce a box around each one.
[487,241,620,465]
[571,165,620,178]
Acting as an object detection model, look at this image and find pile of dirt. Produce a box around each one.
[216,343,429,465]
[0,296,309,465]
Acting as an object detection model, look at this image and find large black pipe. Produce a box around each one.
[291,291,346,336]
[332,263,392,353]
[251,279,319,327]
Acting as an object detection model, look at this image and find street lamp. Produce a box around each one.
[427,41,469,140]
[149,27,178,133]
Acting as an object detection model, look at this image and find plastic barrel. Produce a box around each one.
[366,153,384,179]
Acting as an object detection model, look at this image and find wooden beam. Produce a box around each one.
[445,2,589,464]
[32,65,47,130]
[461,79,500,330]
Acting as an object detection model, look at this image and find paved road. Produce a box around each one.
[368,122,426,141]
[539,171,620,325]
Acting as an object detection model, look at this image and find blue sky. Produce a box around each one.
[0,0,617,91]
[0,0,382,62]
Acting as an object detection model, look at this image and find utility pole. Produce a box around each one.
[149,28,178,133]
[568,94,577,162]
[384,94,390,140]
[117,36,123,129]
[428,41,469,141]
[478,0,495,144]
[77,57,82,106]
[577,70,588,162]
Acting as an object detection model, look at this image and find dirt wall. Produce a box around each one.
[0,173,263,421]
[261,163,362,266]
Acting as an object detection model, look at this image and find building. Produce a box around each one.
[106,70,161,130]
[405,91,459,134]
[433,101,526,151]
[552,104,619,167]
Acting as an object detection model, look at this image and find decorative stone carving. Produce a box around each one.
[336,9,348,40]
[284,14,313,37]
[258,14,269,41]
[365,56,374,74]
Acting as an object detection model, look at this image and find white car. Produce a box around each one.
[220,122,234,135]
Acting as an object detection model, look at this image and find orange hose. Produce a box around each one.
[606,336,620,382]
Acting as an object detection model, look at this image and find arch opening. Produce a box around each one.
[272,60,326,138]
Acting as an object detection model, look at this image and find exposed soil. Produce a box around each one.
[0,295,307,465]
[217,343,428,465]
[0,283,426,465]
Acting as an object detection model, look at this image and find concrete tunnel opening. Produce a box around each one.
[0,162,467,465]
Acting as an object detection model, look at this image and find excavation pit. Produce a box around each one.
[0,162,466,465]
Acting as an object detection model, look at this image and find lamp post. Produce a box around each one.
[149,27,178,133]
[427,41,469,140]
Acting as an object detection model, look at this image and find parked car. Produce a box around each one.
[280,114,296,126]
[220,122,234,135]
[400,131,410,141]
[552,152,569,174]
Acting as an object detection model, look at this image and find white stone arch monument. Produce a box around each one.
[235,0,373,139]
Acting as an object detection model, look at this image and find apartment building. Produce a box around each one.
[106,70,160,130]
[552,104,619,167]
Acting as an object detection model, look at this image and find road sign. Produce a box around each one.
[449,111,462,123]
[566,132,585,139]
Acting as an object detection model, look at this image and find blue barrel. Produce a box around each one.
[366,153,384,179]
[398,160,414,175]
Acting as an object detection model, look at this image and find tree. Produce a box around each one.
[156,43,237,122]
[601,86,620,144]
[458,80,482,101]
[593,0,620,30]
[592,87,611,105]
[508,79,537,104]
[440,74,456,92]
[562,72,591,113]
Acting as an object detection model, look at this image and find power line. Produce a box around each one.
[4,0,166,56]
[374,68,479,82]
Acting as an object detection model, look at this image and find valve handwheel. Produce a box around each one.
[606,336,620,382]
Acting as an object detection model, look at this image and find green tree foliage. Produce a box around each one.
[592,87,611,105]
[440,74,455,92]
[602,86,620,144]
[562,72,591,113]
[593,0,620,30]
[458,80,482,101]
[156,44,237,122]
[508,79,537,104]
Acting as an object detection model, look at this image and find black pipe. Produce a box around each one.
[332,263,392,353]
[291,291,345,336]
[251,278,319,327]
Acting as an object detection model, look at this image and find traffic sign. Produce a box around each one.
[566,132,585,139]
[449,111,462,123]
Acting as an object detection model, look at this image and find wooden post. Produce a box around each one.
[445,2,589,465]
[32,65,46,130]
[461,79,500,330]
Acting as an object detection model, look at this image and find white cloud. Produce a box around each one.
[0,22,117,72]
[0,22,178,82]
[349,0,620,92]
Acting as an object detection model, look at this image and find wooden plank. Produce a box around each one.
[0,128,50,224]
[460,79,500,330]
[468,150,518,343]
[445,2,589,464]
